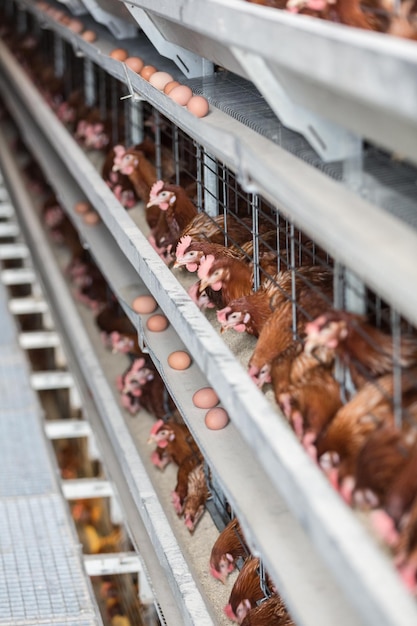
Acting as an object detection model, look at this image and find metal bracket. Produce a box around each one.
[121,63,144,103]
[79,0,138,39]
[231,46,361,163]
[123,4,214,78]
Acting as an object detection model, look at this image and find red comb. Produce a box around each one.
[197,254,214,279]
[216,307,231,324]
[131,357,145,372]
[150,180,164,200]
[150,419,165,435]
[176,235,192,259]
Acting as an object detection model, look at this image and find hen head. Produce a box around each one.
[84,123,109,150]
[286,0,332,12]
[248,362,272,388]
[147,420,175,447]
[110,331,134,354]
[304,311,349,355]
[184,502,206,534]
[147,180,176,210]
[112,151,139,175]
[198,255,227,292]
[122,363,154,396]
[210,553,236,583]
[174,235,202,271]
[217,306,248,333]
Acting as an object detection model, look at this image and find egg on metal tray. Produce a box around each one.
[205,407,229,430]
[192,387,219,409]
[109,48,128,61]
[140,65,157,81]
[132,295,157,314]
[168,85,193,106]
[146,314,169,332]
[81,30,97,43]
[164,80,181,95]
[83,211,100,225]
[167,351,192,370]
[125,56,144,73]
[149,71,174,91]
[186,95,209,118]
[74,201,91,214]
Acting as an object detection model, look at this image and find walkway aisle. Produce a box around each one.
[0,265,101,624]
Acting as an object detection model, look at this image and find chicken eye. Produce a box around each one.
[229,312,242,323]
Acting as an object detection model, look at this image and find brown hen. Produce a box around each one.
[210,517,250,583]
[225,556,276,623]
[304,309,417,390]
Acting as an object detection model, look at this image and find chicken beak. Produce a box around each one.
[303,337,316,355]
[286,0,307,9]
[146,197,159,208]
[198,278,209,292]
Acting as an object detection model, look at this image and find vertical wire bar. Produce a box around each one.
[129,100,143,146]
[290,222,297,339]
[84,58,96,108]
[333,262,344,310]
[374,295,381,327]
[252,194,260,291]
[258,559,268,598]
[195,143,203,212]
[203,151,218,218]
[333,262,349,402]
[153,109,162,180]
[275,210,282,273]
[391,308,403,429]
[111,78,119,145]
[53,33,65,79]
[64,42,73,99]
[173,125,180,184]
[99,67,107,121]
[345,269,366,314]
[16,6,27,33]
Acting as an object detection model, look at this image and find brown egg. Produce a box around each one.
[146,314,169,332]
[140,65,157,81]
[67,19,84,33]
[167,351,191,370]
[74,201,91,214]
[149,71,174,91]
[81,30,97,43]
[205,407,229,430]
[168,85,193,106]
[110,48,128,61]
[132,295,157,314]
[83,211,100,225]
[163,80,181,95]
[125,56,144,73]
[192,387,219,409]
[186,95,209,118]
